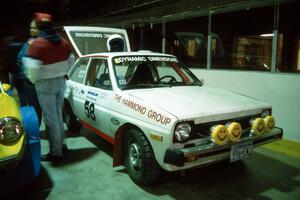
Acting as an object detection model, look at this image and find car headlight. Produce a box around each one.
[0,117,24,145]
[174,123,191,142]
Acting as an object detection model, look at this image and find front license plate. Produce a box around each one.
[230,141,253,162]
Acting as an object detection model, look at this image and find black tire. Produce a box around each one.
[123,128,161,186]
[63,101,82,133]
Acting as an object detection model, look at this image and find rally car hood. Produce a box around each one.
[127,86,269,122]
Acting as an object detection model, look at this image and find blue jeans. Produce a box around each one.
[35,76,66,157]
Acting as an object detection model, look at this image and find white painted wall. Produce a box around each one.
[192,69,300,142]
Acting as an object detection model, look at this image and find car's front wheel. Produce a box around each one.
[124,128,161,186]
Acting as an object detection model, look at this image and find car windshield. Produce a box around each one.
[112,55,202,90]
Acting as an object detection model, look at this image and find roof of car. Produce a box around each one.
[79,51,176,59]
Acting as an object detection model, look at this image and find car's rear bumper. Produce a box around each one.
[164,127,283,168]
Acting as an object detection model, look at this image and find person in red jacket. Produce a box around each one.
[23,12,72,162]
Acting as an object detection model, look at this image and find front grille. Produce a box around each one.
[189,113,261,140]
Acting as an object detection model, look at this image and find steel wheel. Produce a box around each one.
[123,128,161,186]
[129,142,142,171]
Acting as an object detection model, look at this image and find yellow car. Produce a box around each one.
[0,83,25,168]
[0,82,40,192]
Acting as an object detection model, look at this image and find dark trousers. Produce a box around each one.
[17,79,42,126]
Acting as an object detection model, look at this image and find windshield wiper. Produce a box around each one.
[194,81,203,86]
[122,83,173,90]
[155,83,173,88]
[122,84,154,90]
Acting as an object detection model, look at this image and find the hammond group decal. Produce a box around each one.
[114,94,171,125]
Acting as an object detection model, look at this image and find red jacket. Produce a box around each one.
[27,37,71,65]
[25,33,72,81]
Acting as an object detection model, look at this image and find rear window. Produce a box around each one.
[69,31,128,55]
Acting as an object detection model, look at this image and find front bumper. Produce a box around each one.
[164,127,283,168]
[0,155,22,170]
[0,135,27,171]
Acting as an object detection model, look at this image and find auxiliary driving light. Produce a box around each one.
[226,122,242,141]
[250,117,265,135]
[210,124,228,145]
[264,115,275,132]
[186,155,199,162]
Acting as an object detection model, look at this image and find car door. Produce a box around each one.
[64,26,131,137]
[64,26,131,57]
[83,58,114,136]
[66,58,91,121]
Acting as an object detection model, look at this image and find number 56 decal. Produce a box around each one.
[84,100,96,121]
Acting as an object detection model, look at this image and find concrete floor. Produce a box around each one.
[8,128,300,200]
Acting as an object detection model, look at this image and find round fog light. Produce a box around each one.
[264,115,275,132]
[250,118,265,135]
[186,155,199,162]
[210,124,228,145]
[226,122,242,141]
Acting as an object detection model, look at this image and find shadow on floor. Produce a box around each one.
[70,128,300,200]
[5,166,53,200]
[141,150,300,200]
[40,130,82,140]
[4,146,99,199]
[50,147,99,167]
[15,126,299,200]
[81,129,114,158]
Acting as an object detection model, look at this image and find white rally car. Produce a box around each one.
[63,26,283,185]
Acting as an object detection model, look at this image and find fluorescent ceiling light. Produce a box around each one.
[260,33,274,37]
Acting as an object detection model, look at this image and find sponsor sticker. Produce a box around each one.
[114,57,147,64]
[75,32,103,38]
[74,32,113,39]
[114,56,178,64]
[117,76,127,85]
[148,57,178,62]
[114,94,172,125]
[87,91,98,97]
